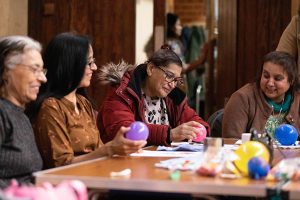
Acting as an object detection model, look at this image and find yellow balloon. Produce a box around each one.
[234,141,270,176]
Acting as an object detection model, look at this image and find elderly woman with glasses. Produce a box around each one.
[27,32,146,169]
[0,36,47,188]
[97,45,209,146]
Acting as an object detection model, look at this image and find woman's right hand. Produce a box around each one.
[107,126,147,156]
[170,121,202,142]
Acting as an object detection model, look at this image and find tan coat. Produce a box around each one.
[277,15,300,72]
[222,83,300,138]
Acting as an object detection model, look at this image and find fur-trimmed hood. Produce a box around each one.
[96,60,135,86]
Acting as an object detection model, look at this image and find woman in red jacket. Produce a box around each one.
[97,45,209,146]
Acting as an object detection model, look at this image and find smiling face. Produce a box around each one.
[78,45,97,88]
[260,61,291,103]
[145,63,182,98]
[3,49,46,107]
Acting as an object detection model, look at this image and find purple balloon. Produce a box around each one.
[126,121,149,140]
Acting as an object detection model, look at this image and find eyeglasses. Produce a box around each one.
[16,63,47,77]
[87,58,97,69]
[157,66,184,86]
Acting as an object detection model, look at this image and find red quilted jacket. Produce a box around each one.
[97,63,210,146]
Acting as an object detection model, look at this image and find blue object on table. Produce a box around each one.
[248,157,270,179]
[275,124,298,146]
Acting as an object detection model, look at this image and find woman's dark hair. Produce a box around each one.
[167,13,179,38]
[147,44,182,68]
[26,32,91,119]
[256,51,300,92]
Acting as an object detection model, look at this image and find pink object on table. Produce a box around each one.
[193,124,207,142]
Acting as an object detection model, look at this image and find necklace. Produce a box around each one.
[264,90,294,138]
[265,93,291,137]
[265,108,286,138]
[271,99,284,115]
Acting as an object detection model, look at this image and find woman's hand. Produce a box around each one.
[107,126,147,156]
[170,121,203,142]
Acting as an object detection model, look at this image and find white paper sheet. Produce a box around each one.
[130,150,202,157]
[235,140,300,149]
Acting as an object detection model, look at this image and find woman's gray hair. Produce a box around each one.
[0,35,42,92]
[0,35,42,69]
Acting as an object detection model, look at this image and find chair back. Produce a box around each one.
[207,109,224,137]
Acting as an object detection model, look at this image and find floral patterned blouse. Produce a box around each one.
[33,94,101,168]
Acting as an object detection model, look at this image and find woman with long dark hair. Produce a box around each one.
[29,32,146,169]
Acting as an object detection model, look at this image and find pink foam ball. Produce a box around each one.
[193,124,207,142]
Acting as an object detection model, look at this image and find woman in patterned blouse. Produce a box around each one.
[27,32,146,169]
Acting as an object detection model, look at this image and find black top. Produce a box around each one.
[0,98,43,188]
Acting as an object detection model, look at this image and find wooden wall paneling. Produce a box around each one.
[268,0,291,49]
[28,0,72,47]
[28,0,42,40]
[236,0,264,89]
[236,0,291,90]
[53,0,72,33]
[88,0,136,109]
[216,0,237,109]
[216,0,291,112]
[154,0,165,26]
[29,0,136,66]
[70,0,89,34]
[28,0,136,110]
[153,0,165,51]
[254,0,269,75]
[90,0,135,65]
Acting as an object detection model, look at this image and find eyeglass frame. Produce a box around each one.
[156,66,184,86]
[10,63,47,77]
